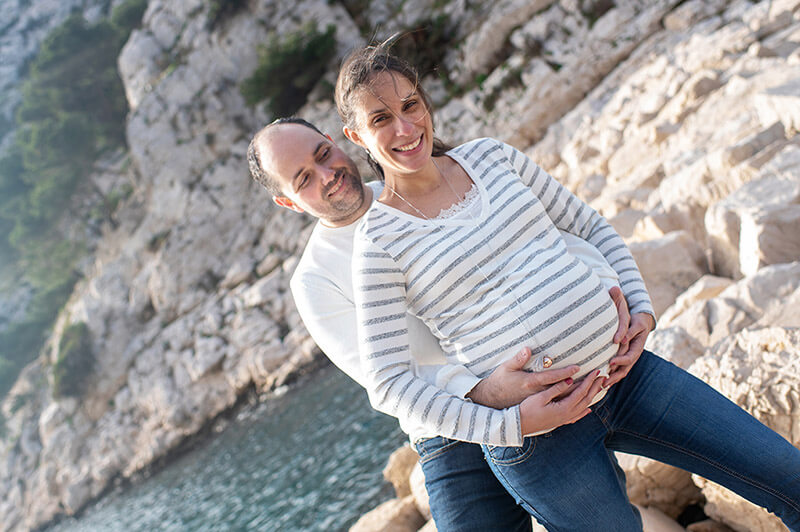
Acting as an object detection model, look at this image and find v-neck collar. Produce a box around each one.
[373,149,490,226]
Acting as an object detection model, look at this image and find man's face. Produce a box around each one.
[260,124,366,227]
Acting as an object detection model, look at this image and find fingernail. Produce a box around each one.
[565,378,573,385]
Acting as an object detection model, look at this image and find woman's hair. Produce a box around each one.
[334,38,453,180]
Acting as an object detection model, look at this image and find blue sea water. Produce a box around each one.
[47,365,407,531]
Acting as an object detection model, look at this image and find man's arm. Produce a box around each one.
[291,268,484,397]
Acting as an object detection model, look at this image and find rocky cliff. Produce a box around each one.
[1,1,799,531]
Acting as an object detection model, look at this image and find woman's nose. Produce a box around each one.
[395,116,415,135]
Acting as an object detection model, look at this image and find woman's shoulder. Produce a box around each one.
[355,201,400,238]
[449,137,516,162]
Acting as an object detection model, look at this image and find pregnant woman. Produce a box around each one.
[336,41,800,531]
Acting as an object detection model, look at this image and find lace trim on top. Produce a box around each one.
[434,184,480,220]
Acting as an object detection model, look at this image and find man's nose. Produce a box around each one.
[319,165,337,185]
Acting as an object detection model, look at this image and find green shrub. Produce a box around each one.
[392,15,454,77]
[0,0,145,399]
[207,0,248,30]
[111,0,148,32]
[240,23,337,117]
[53,322,94,398]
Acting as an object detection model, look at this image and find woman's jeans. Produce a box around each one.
[415,435,532,532]
[482,350,800,532]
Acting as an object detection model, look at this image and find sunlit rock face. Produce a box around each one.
[2,0,800,530]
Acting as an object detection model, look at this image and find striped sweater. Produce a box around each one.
[353,138,654,446]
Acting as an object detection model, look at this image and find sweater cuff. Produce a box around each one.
[448,373,483,400]
[506,405,524,447]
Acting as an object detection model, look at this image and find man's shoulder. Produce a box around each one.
[291,222,353,289]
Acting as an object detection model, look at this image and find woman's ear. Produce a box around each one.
[342,125,364,148]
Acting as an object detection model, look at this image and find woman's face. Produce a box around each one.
[344,71,434,179]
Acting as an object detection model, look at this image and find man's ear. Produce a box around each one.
[342,126,364,148]
[273,196,304,213]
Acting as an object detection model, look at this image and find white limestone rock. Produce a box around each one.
[628,231,709,316]
[688,326,800,532]
[409,462,431,521]
[665,262,800,347]
[645,326,706,370]
[659,275,735,326]
[383,445,418,498]
[705,160,800,278]
[349,495,426,532]
[663,0,729,31]
[619,451,702,519]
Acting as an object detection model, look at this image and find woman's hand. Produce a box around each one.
[604,312,656,388]
[467,348,580,409]
[608,286,631,355]
[518,369,605,435]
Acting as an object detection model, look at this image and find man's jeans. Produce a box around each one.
[482,350,800,532]
[415,436,532,532]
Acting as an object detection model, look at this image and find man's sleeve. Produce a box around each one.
[291,270,369,389]
[291,266,482,398]
[500,141,655,320]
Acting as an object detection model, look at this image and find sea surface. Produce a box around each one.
[47,365,407,531]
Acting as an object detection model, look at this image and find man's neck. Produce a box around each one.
[320,185,374,228]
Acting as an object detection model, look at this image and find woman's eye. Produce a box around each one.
[373,115,388,126]
[299,175,309,189]
[320,147,330,160]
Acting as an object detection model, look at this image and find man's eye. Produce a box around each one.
[320,147,330,160]
[373,115,388,126]
[298,175,309,189]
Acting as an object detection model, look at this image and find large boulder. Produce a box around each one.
[628,231,709,316]
[409,462,431,521]
[383,445,419,499]
[348,495,426,532]
[663,262,800,347]
[659,275,734,326]
[688,326,800,532]
[619,452,702,519]
[705,153,800,278]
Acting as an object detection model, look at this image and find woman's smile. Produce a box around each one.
[394,134,423,153]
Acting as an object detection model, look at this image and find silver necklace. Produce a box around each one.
[387,158,469,221]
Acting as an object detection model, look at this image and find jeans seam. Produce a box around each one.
[487,438,537,466]
[485,456,550,530]
[615,429,800,512]
[416,440,462,464]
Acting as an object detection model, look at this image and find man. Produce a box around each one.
[247,118,640,531]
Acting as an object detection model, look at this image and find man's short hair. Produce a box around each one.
[247,117,325,195]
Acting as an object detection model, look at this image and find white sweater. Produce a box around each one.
[353,138,654,447]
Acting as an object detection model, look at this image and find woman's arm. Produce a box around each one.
[499,141,655,321]
[353,232,525,446]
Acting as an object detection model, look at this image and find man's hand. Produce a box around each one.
[604,312,655,388]
[467,348,580,409]
[519,369,605,435]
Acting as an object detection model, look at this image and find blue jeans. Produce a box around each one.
[415,435,532,532]
[482,350,800,532]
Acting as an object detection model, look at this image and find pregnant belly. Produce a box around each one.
[523,288,619,380]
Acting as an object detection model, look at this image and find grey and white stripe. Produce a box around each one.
[352,138,653,447]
